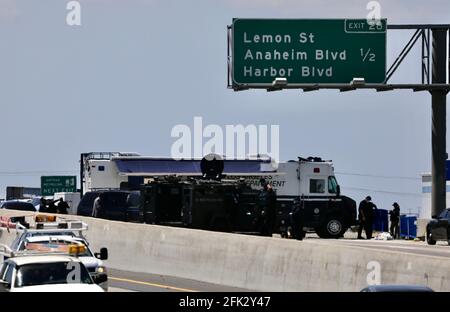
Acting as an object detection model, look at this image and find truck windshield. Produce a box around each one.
[328,176,338,194]
[15,262,93,287]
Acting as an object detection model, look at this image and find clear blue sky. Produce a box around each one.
[0,0,449,214]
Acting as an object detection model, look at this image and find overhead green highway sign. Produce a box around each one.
[41,176,77,196]
[230,19,386,86]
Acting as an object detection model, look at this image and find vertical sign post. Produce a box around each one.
[431,28,449,218]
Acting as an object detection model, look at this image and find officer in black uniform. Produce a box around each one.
[389,202,400,239]
[291,197,305,240]
[57,198,70,214]
[358,196,377,239]
[45,198,59,214]
[39,197,48,213]
[265,184,277,236]
[257,179,268,235]
[257,179,277,236]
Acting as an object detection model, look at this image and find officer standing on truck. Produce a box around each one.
[258,179,277,236]
[358,196,378,239]
[257,179,267,235]
[266,184,277,235]
[389,202,400,239]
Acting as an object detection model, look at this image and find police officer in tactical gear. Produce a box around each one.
[258,179,277,236]
[57,198,69,214]
[389,202,400,239]
[291,197,306,240]
[358,196,378,239]
[46,198,58,214]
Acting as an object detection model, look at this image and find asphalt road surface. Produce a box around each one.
[108,268,254,292]
[320,237,450,258]
[301,231,450,258]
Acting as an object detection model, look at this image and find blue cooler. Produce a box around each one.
[400,215,417,239]
[372,209,389,232]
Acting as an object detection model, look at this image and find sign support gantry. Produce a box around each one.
[227,21,450,217]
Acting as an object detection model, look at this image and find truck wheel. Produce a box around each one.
[426,229,436,245]
[319,216,347,239]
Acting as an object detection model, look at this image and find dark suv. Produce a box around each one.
[1,200,37,212]
[426,208,450,245]
[77,191,102,216]
[77,190,141,222]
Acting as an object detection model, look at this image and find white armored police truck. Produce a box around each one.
[79,152,357,238]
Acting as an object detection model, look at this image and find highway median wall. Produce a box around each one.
[1,210,449,291]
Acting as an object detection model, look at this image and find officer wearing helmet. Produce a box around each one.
[389,202,401,239]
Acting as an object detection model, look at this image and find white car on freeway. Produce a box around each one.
[0,253,105,292]
[9,219,109,291]
[12,235,109,289]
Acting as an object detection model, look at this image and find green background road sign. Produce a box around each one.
[41,176,77,196]
[231,19,386,85]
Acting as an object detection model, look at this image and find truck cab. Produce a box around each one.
[287,158,356,238]
[296,157,356,238]
[243,157,357,238]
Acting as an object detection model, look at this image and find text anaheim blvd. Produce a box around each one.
[241,31,347,78]
[243,49,346,78]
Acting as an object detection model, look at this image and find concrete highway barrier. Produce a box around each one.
[1,210,449,291]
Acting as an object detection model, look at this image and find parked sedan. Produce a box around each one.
[426,208,450,245]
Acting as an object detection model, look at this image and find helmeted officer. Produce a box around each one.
[389,202,400,239]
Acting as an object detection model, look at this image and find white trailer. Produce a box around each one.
[81,153,336,196]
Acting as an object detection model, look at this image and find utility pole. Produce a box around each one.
[431,28,448,218]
